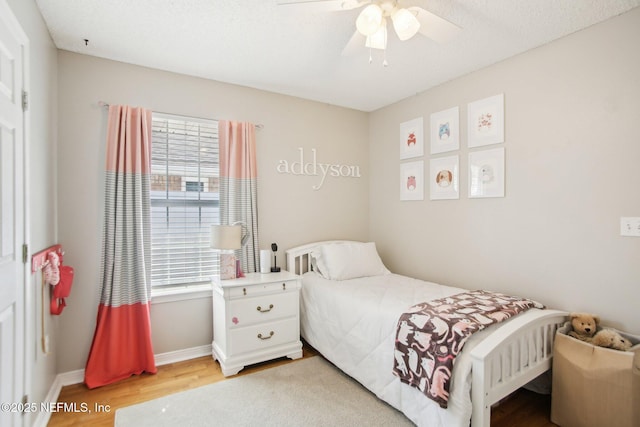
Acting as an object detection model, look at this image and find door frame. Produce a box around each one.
[0,0,31,423]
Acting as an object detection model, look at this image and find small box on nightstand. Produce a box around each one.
[220,253,236,279]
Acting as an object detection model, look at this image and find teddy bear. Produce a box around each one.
[567,312,600,343]
[591,329,632,351]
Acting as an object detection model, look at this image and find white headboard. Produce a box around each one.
[285,240,358,275]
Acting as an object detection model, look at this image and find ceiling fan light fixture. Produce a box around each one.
[365,18,387,50]
[391,8,420,41]
[340,0,362,9]
[356,4,383,36]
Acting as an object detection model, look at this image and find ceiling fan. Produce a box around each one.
[278,0,461,64]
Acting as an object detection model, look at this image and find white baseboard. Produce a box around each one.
[34,344,213,426]
[32,374,65,427]
[57,368,85,387]
[153,344,212,366]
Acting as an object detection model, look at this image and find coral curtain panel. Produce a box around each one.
[84,105,157,388]
[219,120,259,273]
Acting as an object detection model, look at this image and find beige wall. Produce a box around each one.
[15,0,640,385]
[370,8,640,333]
[56,52,369,371]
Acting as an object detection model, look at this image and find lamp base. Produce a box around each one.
[236,259,245,278]
[220,254,236,280]
[270,267,281,273]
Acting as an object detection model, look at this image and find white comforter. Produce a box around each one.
[300,272,497,427]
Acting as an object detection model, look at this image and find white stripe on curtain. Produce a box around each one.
[85,104,156,389]
[219,120,259,273]
[100,172,151,306]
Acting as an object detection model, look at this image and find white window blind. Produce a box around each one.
[150,113,220,289]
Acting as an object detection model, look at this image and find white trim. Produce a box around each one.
[153,344,212,366]
[0,0,29,41]
[153,111,218,126]
[52,344,214,386]
[31,374,64,427]
[56,368,85,387]
[151,283,212,304]
[0,2,31,424]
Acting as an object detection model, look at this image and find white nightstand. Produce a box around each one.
[211,271,303,376]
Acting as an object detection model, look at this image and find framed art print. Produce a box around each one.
[467,94,504,148]
[400,160,424,201]
[469,147,505,198]
[429,155,459,200]
[430,106,459,154]
[399,117,424,159]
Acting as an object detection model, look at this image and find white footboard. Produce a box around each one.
[469,309,567,427]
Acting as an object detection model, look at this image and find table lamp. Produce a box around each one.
[210,225,241,279]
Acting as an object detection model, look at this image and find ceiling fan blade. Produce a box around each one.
[409,7,461,44]
[277,0,335,4]
[341,30,366,56]
[339,0,369,10]
[277,0,366,10]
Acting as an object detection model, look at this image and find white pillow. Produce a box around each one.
[310,249,327,277]
[314,242,389,281]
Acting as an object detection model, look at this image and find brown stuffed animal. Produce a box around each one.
[591,329,632,351]
[567,312,600,343]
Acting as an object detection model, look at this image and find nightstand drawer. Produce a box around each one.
[229,291,297,327]
[229,317,298,355]
[228,279,298,298]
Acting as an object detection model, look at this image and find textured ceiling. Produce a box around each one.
[36,0,640,112]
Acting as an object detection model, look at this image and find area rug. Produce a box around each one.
[115,356,413,426]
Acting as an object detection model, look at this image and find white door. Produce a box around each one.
[0,2,26,426]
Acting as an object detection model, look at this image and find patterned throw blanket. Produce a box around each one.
[392,290,544,408]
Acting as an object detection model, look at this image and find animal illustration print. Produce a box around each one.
[438,122,450,140]
[406,175,416,190]
[407,132,416,146]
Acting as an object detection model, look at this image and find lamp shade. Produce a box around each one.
[210,225,242,250]
[356,4,383,36]
[392,8,420,41]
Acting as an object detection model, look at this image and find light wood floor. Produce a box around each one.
[48,343,556,426]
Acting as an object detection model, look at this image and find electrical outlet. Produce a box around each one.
[620,217,640,237]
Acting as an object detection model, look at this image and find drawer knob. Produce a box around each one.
[282,282,286,290]
[257,331,274,340]
[256,304,274,313]
[243,288,247,296]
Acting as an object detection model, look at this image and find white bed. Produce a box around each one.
[286,241,567,427]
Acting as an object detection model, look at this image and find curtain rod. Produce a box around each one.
[98,101,264,129]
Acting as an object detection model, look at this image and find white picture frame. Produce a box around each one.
[400,160,424,201]
[469,147,505,198]
[429,155,459,200]
[399,117,424,159]
[430,106,459,154]
[467,94,504,148]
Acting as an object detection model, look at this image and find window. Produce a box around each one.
[150,113,219,289]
